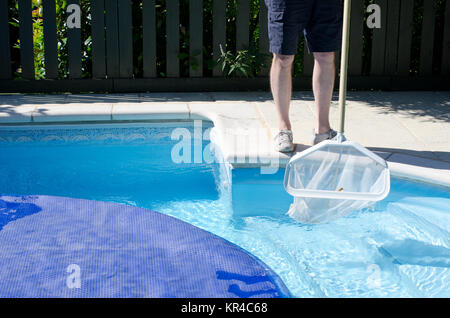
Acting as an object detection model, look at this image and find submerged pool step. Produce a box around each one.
[231,168,292,218]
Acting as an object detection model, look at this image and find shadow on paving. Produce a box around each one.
[291,143,450,167]
[292,91,450,122]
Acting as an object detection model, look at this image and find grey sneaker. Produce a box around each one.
[313,129,337,145]
[274,130,294,153]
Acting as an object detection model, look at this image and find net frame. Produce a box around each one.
[284,138,390,201]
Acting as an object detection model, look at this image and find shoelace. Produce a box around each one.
[276,131,292,144]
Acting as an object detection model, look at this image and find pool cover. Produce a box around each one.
[0,195,290,298]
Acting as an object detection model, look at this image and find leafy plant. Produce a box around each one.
[216,44,268,77]
[32,2,45,79]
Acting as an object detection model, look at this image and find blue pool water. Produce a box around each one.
[0,123,449,297]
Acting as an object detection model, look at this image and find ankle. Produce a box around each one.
[279,124,291,131]
[316,126,331,134]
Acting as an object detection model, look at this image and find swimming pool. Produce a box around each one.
[0,122,449,297]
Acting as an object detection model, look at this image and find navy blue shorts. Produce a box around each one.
[265,0,343,55]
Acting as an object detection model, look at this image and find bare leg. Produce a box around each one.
[312,52,335,134]
[270,53,295,131]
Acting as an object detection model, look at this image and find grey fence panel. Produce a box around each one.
[419,0,435,76]
[384,0,400,75]
[18,0,34,79]
[397,0,414,76]
[189,0,203,77]
[166,0,179,77]
[67,0,82,79]
[142,0,156,78]
[236,0,250,51]
[91,0,106,79]
[0,0,11,79]
[303,44,314,76]
[443,0,450,75]
[213,0,226,76]
[2,0,449,93]
[335,50,341,79]
[370,0,388,75]
[348,0,364,75]
[259,0,270,76]
[118,0,133,78]
[43,0,58,79]
[105,0,120,78]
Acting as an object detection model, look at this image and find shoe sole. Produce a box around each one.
[276,145,295,153]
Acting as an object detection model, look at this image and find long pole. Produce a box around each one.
[338,0,352,134]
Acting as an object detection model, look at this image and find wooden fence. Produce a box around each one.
[0,0,449,93]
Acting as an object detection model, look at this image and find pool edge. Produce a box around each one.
[0,102,449,188]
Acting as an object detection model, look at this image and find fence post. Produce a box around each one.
[419,0,435,76]
[105,0,120,78]
[348,0,364,76]
[189,0,203,77]
[213,0,226,76]
[91,0,106,79]
[384,0,400,75]
[118,0,133,78]
[0,0,11,79]
[18,0,34,79]
[43,0,58,79]
[259,0,270,77]
[166,0,179,77]
[236,0,249,51]
[397,0,414,76]
[443,0,450,75]
[303,44,313,76]
[67,0,82,78]
[370,0,387,75]
[143,0,156,78]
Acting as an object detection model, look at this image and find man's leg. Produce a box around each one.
[270,53,295,131]
[312,52,335,134]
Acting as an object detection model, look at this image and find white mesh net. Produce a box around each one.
[284,140,390,224]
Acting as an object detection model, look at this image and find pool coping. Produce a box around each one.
[0,96,449,188]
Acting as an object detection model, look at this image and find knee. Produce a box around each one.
[313,52,335,65]
[273,54,295,69]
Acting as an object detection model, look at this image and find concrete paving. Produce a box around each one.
[253,91,450,163]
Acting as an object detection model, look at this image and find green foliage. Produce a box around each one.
[216,44,269,77]
[217,45,248,77]
[9,0,46,79]
[32,5,45,79]
[55,0,68,78]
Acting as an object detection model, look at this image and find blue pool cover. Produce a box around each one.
[0,195,290,298]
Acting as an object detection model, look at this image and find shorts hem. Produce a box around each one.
[306,44,341,53]
[269,46,297,56]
